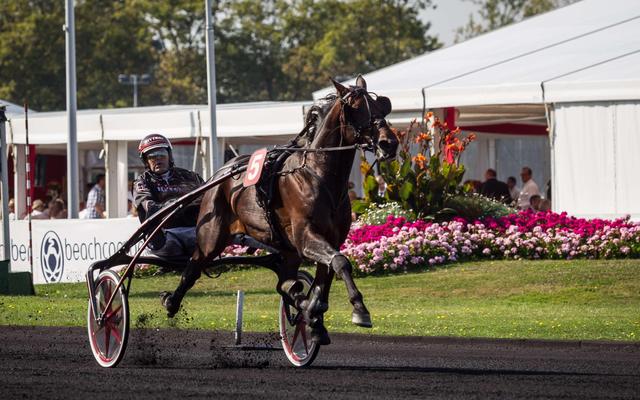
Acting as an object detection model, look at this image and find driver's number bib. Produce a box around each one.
[243,148,268,187]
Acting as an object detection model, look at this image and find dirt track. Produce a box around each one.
[1,325,639,399]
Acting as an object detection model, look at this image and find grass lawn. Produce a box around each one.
[1,259,639,341]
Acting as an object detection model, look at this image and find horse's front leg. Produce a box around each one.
[300,231,372,328]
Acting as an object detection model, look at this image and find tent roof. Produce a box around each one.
[0,99,36,116]
[313,0,640,109]
[7,102,310,145]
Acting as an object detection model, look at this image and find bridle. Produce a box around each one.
[270,86,395,171]
[338,86,389,149]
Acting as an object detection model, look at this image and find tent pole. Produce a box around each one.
[0,107,10,261]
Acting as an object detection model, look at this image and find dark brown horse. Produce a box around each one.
[162,76,398,344]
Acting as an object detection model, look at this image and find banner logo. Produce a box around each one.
[41,231,64,283]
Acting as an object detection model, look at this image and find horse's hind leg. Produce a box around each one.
[300,231,372,328]
[161,258,203,318]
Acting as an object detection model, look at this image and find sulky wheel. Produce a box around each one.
[279,270,320,367]
[87,270,130,368]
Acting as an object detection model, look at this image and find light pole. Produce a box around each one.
[118,74,151,107]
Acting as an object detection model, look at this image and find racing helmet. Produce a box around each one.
[138,134,174,168]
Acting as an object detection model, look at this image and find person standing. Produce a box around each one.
[375,175,387,198]
[479,169,511,203]
[85,174,106,218]
[517,167,540,210]
[507,176,520,205]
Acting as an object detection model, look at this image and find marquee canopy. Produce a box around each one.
[7,102,309,145]
[313,0,640,110]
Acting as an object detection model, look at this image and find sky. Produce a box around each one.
[421,0,482,46]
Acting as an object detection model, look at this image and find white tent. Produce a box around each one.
[313,0,639,109]
[0,99,34,117]
[7,101,309,145]
[314,0,640,219]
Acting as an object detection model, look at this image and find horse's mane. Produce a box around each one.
[296,94,338,147]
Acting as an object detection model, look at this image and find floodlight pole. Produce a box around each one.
[205,0,220,174]
[64,0,79,218]
[132,74,138,107]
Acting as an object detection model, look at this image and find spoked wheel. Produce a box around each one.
[87,270,130,368]
[279,270,320,367]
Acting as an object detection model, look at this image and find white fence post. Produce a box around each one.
[235,290,244,345]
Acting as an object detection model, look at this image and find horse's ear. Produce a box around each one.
[331,77,349,97]
[355,74,367,90]
[376,96,392,116]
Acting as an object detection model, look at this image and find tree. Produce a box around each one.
[280,0,441,100]
[0,1,66,111]
[0,1,158,110]
[0,0,442,109]
[136,0,208,104]
[74,1,158,109]
[455,0,579,43]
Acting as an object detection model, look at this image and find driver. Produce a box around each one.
[133,134,204,261]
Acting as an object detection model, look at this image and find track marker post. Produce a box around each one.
[235,290,244,345]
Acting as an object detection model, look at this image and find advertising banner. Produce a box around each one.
[0,218,144,284]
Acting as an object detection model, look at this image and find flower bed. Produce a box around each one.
[341,210,640,275]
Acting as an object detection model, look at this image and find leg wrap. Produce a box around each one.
[330,254,352,276]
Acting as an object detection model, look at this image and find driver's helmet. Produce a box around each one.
[138,134,174,168]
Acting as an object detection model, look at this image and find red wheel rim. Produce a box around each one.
[87,271,128,367]
[278,271,319,367]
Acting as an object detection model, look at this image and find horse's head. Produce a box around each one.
[331,75,398,161]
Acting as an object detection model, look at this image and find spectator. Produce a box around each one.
[507,176,520,205]
[479,169,511,203]
[126,199,138,218]
[464,179,482,193]
[48,198,67,219]
[25,199,48,220]
[375,175,386,198]
[545,179,552,200]
[529,194,542,211]
[7,198,16,220]
[516,167,540,210]
[539,198,551,211]
[78,201,88,219]
[85,174,106,218]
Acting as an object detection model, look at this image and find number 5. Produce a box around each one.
[243,148,268,187]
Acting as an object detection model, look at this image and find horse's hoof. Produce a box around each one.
[311,326,331,345]
[160,291,179,318]
[352,311,373,328]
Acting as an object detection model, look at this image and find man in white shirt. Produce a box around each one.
[517,167,540,210]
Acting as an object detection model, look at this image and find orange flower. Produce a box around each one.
[414,132,431,143]
[413,153,427,170]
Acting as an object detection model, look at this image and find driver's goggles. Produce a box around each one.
[146,148,169,160]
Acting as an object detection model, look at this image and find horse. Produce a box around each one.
[162,75,398,345]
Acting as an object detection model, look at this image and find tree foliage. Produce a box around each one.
[0,0,440,110]
[455,0,579,43]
